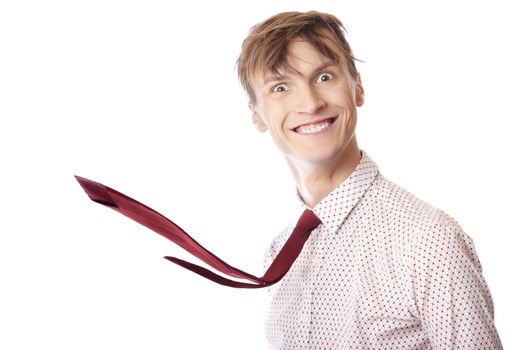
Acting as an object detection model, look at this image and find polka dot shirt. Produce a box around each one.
[263,150,502,349]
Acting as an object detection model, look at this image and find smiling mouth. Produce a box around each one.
[293,117,337,134]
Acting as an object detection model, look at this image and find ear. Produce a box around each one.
[354,73,365,107]
[249,102,268,133]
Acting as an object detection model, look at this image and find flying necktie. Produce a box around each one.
[75,176,321,289]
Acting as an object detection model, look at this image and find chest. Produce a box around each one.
[265,223,423,348]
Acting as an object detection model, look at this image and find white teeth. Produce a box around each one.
[295,120,333,134]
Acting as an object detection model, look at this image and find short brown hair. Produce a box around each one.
[236,11,360,102]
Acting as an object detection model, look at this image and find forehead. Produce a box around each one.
[252,39,338,85]
[286,40,332,67]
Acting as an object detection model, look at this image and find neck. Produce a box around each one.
[287,139,362,209]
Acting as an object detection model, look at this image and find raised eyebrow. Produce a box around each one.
[313,62,338,77]
[263,74,289,85]
[263,62,338,84]
[262,61,339,87]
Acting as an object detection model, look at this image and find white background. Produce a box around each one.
[1,0,523,348]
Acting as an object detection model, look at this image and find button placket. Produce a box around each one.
[307,228,329,346]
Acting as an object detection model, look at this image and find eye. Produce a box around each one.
[316,72,334,83]
[271,84,289,93]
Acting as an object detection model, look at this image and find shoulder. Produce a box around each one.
[369,173,445,230]
[372,174,481,269]
[410,211,481,273]
[367,174,478,262]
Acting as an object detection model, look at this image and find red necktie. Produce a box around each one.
[75,176,321,288]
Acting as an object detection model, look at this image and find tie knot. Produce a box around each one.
[296,209,322,231]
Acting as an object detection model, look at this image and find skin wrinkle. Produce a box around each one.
[240,12,502,349]
[249,39,364,208]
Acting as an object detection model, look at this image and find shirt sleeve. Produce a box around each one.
[410,216,503,349]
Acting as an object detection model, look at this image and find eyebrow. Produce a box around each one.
[263,61,338,85]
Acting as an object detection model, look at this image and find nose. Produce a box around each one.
[296,85,326,115]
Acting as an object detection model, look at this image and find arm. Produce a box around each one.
[411,217,503,349]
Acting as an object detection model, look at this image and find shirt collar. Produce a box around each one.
[295,150,380,234]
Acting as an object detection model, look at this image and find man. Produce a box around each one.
[236,11,502,349]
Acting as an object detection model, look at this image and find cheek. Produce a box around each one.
[333,93,357,111]
[328,82,356,106]
[262,103,288,129]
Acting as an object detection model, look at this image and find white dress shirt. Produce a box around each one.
[264,150,502,349]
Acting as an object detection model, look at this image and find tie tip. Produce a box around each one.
[75,175,117,207]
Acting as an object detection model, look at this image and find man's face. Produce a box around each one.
[250,39,364,168]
